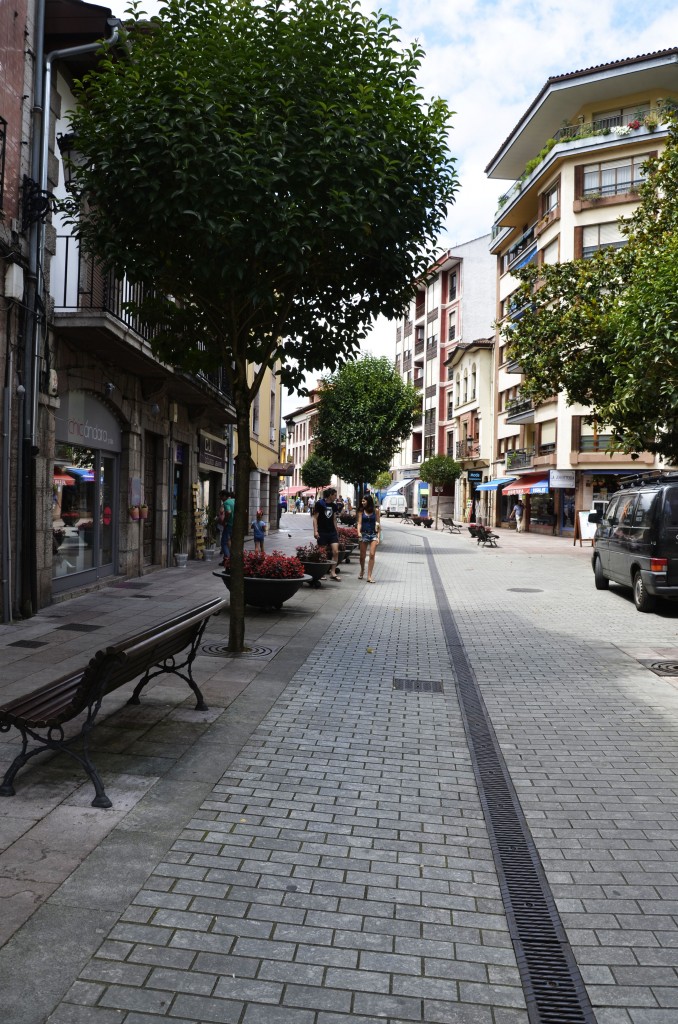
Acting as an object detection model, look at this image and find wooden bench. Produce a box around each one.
[476,525,499,547]
[410,515,433,528]
[0,597,227,808]
[441,517,462,534]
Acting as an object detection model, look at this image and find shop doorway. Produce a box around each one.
[52,443,118,588]
[143,432,161,566]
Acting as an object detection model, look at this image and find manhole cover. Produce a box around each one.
[507,588,544,593]
[201,643,278,659]
[8,639,48,649]
[644,661,678,677]
[393,677,444,693]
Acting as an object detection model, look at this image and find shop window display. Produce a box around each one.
[52,443,115,580]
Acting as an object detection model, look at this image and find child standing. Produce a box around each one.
[251,509,267,552]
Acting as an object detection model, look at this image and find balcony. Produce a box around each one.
[456,440,481,461]
[505,396,535,424]
[52,236,234,409]
[579,434,614,452]
[413,377,424,389]
[506,447,535,470]
[414,338,424,355]
[412,451,423,464]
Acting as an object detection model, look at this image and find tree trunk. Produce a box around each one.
[435,488,441,529]
[228,390,252,653]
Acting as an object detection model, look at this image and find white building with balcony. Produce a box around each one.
[487,48,677,534]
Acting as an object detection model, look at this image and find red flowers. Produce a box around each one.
[222,550,305,579]
[337,526,359,542]
[296,544,332,562]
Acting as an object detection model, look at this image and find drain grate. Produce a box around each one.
[508,588,544,593]
[425,539,596,1024]
[201,643,278,659]
[643,661,678,677]
[8,639,48,649]
[393,677,444,693]
[55,623,102,632]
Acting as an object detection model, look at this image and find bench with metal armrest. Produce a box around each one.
[441,517,463,534]
[476,525,500,547]
[0,597,227,808]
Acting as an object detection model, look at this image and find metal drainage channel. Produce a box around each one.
[424,541,597,1024]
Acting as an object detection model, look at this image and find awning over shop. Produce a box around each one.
[268,462,294,476]
[475,476,516,492]
[503,473,550,495]
[280,485,305,496]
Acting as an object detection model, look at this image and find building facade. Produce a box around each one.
[0,0,284,621]
[487,49,677,534]
[391,237,496,520]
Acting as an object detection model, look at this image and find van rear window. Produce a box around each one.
[663,487,678,527]
[633,492,657,527]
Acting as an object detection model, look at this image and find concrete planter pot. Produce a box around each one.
[213,572,312,609]
[174,553,189,568]
[299,560,334,588]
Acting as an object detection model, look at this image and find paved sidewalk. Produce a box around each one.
[0,515,677,1023]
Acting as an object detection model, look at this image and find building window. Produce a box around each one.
[541,237,559,265]
[462,371,468,404]
[581,223,626,259]
[592,103,650,132]
[542,182,559,215]
[455,373,460,406]
[471,365,476,400]
[449,271,457,301]
[580,154,650,198]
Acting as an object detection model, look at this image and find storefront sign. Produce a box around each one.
[198,433,226,470]
[55,391,122,452]
[550,469,575,488]
[467,470,483,482]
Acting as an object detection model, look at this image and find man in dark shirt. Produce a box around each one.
[313,486,341,581]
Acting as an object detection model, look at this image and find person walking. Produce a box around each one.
[313,486,341,581]
[251,509,267,552]
[357,493,380,583]
[510,499,525,533]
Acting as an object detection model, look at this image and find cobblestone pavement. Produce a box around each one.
[1,514,677,1023]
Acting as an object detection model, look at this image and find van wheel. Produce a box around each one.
[594,557,609,590]
[633,572,656,613]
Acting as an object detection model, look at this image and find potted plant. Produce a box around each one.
[644,113,659,132]
[173,510,189,567]
[214,550,311,609]
[128,505,140,521]
[77,520,94,546]
[295,543,334,587]
[139,503,149,520]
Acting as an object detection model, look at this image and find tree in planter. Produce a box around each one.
[313,357,420,503]
[419,455,462,528]
[64,0,458,650]
[502,113,678,463]
[301,453,333,495]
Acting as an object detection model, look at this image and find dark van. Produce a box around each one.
[590,474,678,612]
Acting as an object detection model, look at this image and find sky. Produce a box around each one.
[107,0,677,413]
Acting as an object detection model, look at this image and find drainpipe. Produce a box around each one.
[19,15,120,616]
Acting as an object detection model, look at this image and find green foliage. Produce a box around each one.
[65,0,458,392]
[64,0,458,649]
[503,114,678,463]
[373,470,393,492]
[301,452,333,489]
[314,356,419,485]
[419,454,462,488]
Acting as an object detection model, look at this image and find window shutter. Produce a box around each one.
[574,165,584,198]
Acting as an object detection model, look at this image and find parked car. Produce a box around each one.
[380,494,408,517]
[589,474,678,612]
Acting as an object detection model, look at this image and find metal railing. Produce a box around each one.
[579,434,614,452]
[506,447,535,469]
[456,440,481,460]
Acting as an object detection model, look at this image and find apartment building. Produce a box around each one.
[0,0,284,619]
[391,237,496,519]
[487,48,677,535]
[283,383,351,501]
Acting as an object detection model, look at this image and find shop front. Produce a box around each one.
[52,392,121,591]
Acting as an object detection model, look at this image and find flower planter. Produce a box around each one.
[203,546,217,561]
[129,507,140,521]
[139,506,149,520]
[213,572,312,609]
[299,560,334,588]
